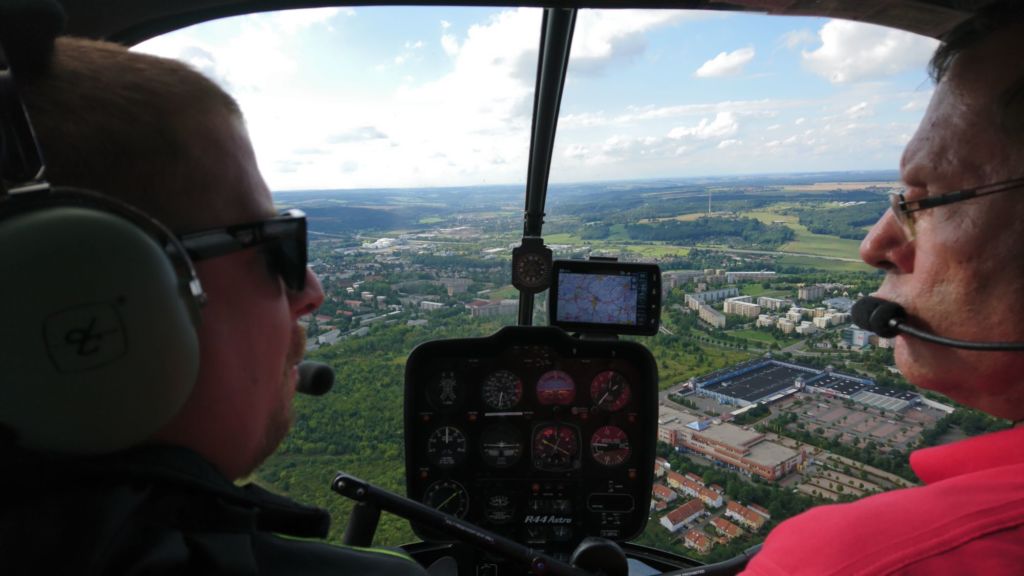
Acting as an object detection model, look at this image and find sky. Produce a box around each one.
[135,7,939,191]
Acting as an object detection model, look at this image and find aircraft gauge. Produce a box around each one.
[590,425,630,467]
[427,371,463,412]
[422,480,470,518]
[482,370,523,410]
[427,426,467,469]
[536,370,576,405]
[480,424,524,468]
[591,370,631,412]
[512,236,553,294]
[532,424,580,471]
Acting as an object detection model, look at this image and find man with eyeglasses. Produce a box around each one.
[743,4,1024,575]
[1,36,427,575]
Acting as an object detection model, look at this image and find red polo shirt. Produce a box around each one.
[741,425,1024,575]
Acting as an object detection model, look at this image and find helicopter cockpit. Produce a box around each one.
[1,1,1004,575]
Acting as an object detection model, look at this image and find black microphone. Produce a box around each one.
[852,296,1024,351]
[297,361,335,396]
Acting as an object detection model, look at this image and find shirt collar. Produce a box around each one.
[911,424,1024,484]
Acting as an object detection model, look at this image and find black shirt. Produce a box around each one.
[0,445,428,575]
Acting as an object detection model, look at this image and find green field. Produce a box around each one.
[623,244,691,258]
[728,329,783,346]
[738,284,790,298]
[778,254,872,272]
[544,232,583,244]
[744,208,863,260]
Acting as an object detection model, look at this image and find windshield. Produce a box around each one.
[137,6,1009,563]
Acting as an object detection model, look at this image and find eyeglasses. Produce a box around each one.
[888,176,1024,239]
[177,209,308,291]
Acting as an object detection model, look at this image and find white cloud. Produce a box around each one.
[802,19,939,84]
[274,8,343,33]
[441,33,460,56]
[718,139,742,149]
[695,47,755,78]
[564,144,590,159]
[441,19,451,29]
[667,112,739,140]
[569,10,696,75]
[781,29,816,49]
[795,117,805,125]
[845,102,871,118]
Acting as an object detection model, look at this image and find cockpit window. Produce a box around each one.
[551,10,937,185]
[133,6,977,561]
[137,7,543,190]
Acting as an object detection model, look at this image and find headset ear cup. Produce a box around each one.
[0,205,200,454]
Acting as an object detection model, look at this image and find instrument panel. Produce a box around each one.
[405,326,658,554]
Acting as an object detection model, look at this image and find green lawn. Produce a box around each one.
[739,284,790,298]
[728,329,782,346]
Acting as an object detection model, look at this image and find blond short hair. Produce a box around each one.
[20,37,242,228]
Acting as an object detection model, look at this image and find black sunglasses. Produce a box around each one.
[177,209,308,291]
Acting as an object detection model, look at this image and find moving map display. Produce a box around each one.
[548,260,661,335]
[556,272,638,325]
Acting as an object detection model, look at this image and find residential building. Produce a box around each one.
[757,296,791,311]
[653,484,678,503]
[711,517,744,540]
[795,321,817,335]
[685,287,740,309]
[660,499,706,533]
[726,501,768,532]
[798,285,826,301]
[684,529,712,554]
[726,271,776,284]
[698,303,727,329]
[777,318,795,334]
[674,474,724,508]
[724,296,761,318]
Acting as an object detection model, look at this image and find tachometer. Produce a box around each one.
[480,424,524,468]
[482,370,523,410]
[591,370,631,412]
[536,370,576,405]
[590,425,630,467]
[532,424,580,471]
[422,480,469,518]
[426,426,467,469]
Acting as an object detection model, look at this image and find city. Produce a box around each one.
[255,174,1011,559]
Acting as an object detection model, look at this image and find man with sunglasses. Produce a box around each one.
[2,36,427,575]
[743,4,1024,575]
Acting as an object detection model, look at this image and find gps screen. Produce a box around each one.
[555,272,640,326]
[548,261,660,335]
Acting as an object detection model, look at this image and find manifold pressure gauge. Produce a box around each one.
[512,236,553,293]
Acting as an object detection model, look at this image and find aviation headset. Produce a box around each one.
[0,2,205,454]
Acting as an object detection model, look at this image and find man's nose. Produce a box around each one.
[290,268,325,317]
[860,207,914,274]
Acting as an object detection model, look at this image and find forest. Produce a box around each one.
[624,217,795,249]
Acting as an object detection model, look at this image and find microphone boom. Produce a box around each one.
[852,296,1024,351]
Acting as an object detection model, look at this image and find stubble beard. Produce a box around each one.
[253,324,308,473]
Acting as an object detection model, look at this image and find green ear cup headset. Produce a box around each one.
[0,1,205,454]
